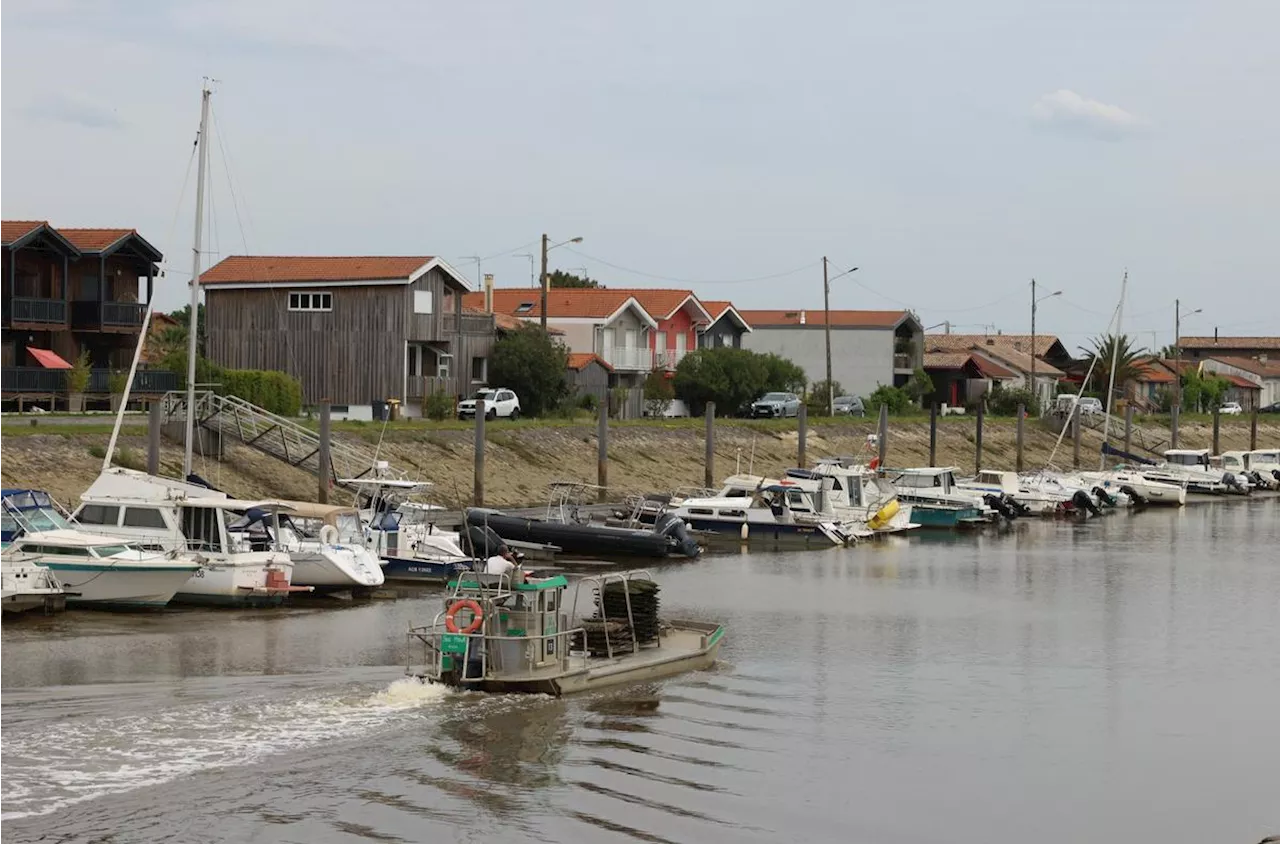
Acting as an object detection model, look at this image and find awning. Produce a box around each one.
[26,347,71,369]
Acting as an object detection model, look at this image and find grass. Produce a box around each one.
[3,423,148,437]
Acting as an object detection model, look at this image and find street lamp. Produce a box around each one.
[822,257,858,416]
[1172,299,1202,410]
[540,235,584,330]
[1030,278,1061,411]
[515,254,536,288]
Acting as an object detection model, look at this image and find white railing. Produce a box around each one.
[602,346,652,371]
[654,349,690,370]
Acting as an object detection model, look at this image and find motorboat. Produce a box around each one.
[957,470,1074,517]
[1246,449,1280,486]
[74,468,309,607]
[3,488,198,609]
[1072,467,1188,507]
[1146,449,1250,497]
[884,467,1003,527]
[406,569,724,696]
[1,551,65,614]
[671,476,859,546]
[230,502,384,594]
[786,459,917,534]
[1214,451,1280,490]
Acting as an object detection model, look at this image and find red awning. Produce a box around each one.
[26,347,72,369]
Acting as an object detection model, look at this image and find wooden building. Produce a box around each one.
[566,352,613,400]
[201,255,495,419]
[698,300,752,349]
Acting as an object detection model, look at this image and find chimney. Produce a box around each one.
[799,310,806,325]
[483,273,494,313]
[1214,327,1219,342]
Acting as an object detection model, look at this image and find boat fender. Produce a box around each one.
[319,524,340,545]
[1071,489,1101,517]
[868,499,900,530]
[1119,485,1147,507]
[445,599,484,635]
[740,522,749,541]
[1092,486,1117,507]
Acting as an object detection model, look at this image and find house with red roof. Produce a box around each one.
[607,289,711,371]
[3,220,173,407]
[1200,355,1280,408]
[697,301,752,349]
[200,255,492,418]
[922,351,1018,408]
[737,308,924,398]
[462,287,658,389]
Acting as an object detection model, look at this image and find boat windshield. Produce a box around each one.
[2,491,72,532]
[1165,453,1208,467]
[90,545,134,559]
[892,473,940,489]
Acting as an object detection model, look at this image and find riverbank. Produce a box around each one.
[2,415,1276,508]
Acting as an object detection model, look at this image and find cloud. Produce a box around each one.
[1030,89,1148,139]
[22,92,125,130]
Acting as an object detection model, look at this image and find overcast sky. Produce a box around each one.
[3,0,1276,352]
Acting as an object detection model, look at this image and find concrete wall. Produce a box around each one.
[741,326,895,397]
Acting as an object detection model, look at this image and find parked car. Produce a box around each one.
[751,392,801,418]
[1054,395,1104,416]
[1259,401,1280,414]
[833,395,866,417]
[457,388,520,420]
[1218,401,1244,416]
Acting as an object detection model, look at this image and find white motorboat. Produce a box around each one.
[1147,449,1250,497]
[788,459,917,534]
[1215,450,1280,490]
[230,502,384,593]
[1072,468,1188,506]
[3,488,196,609]
[672,477,858,546]
[74,469,308,607]
[885,467,1010,522]
[957,470,1074,517]
[1,552,65,614]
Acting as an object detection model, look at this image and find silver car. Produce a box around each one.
[751,392,801,418]
[833,395,865,417]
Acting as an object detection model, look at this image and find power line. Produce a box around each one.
[563,246,820,285]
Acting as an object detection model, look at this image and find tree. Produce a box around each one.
[904,366,934,403]
[807,379,843,415]
[168,304,207,356]
[1157,344,1179,359]
[642,370,674,417]
[987,386,1039,417]
[1179,368,1230,412]
[1078,333,1147,402]
[547,270,602,289]
[865,384,912,415]
[488,324,570,417]
[673,347,768,416]
[760,353,806,393]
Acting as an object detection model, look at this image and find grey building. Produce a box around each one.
[697,300,752,349]
[737,308,924,398]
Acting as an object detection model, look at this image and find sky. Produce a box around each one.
[3,0,1277,354]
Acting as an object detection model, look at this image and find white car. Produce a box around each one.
[457,388,520,420]
[1219,402,1244,416]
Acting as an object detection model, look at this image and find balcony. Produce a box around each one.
[8,297,68,327]
[442,312,495,335]
[893,353,913,371]
[2,367,180,396]
[654,349,690,370]
[70,301,147,331]
[602,346,652,371]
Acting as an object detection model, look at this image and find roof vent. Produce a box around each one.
[986,338,995,346]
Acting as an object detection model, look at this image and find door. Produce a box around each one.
[601,327,615,363]
[675,331,687,364]
[655,330,667,366]
[624,329,638,368]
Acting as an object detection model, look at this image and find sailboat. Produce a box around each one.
[72,81,307,607]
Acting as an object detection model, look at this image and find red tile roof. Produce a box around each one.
[606,289,709,322]
[463,288,649,320]
[58,228,135,251]
[1181,336,1280,350]
[567,352,613,372]
[1204,355,1280,378]
[1133,358,1177,384]
[737,309,910,328]
[700,300,751,329]
[924,333,1062,356]
[200,255,435,284]
[1223,374,1261,389]
[2,220,47,244]
[923,352,973,369]
[969,346,1066,378]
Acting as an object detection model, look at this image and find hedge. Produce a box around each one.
[163,350,303,416]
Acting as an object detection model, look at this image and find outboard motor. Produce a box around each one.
[1273,469,1280,484]
[654,513,700,558]
[1008,497,1032,517]
[1092,486,1117,507]
[1071,489,1102,517]
[982,494,1017,521]
[1223,472,1244,493]
[1119,485,1148,507]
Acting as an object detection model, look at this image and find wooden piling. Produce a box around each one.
[597,400,609,502]
[1251,409,1258,450]
[975,400,985,474]
[1123,404,1133,458]
[318,401,331,504]
[704,402,715,489]
[1015,403,1025,473]
[1212,408,1221,455]
[877,404,888,470]
[147,401,162,475]
[1072,405,1082,469]
[928,403,938,467]
[1171,405,1179,449]
[474,399,485,507]
[797,404,807,468]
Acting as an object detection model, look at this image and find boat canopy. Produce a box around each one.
[1,489,58,510]
[180,497,299,512]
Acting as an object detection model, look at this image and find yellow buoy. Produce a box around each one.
[869,500,899,530]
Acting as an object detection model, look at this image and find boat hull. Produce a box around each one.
[381,555,471,583]
[171,557,299,608]
[289,547,384,592]
[40,562,198,609]
[467,512,679,559]
[684,517,846,547]
[906,504,988,528]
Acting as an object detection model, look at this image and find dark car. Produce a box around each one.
[1260,401,1280,414]
[751,392,801,418]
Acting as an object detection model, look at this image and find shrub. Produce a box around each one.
[904,367,934,403]
[643,370,674,417]
[865,384,912,415]
[673,347,770,416]
[220,368,303,416]
[87,444,107,459]
[107,370,129,395]
[423,390,454,421]
[579,392,600,412]
[65,350,91,394]
[760,353,806,393]
[987,386,1039,417]
[488,325,570,417]
[807,379,843,415]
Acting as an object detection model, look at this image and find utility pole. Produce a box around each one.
[1173,298,1181,410]
[539,233,549,331]
[1029,278,1037,407]
[823,257,833,417]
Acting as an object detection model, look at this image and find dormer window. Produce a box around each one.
[515,302,535,314]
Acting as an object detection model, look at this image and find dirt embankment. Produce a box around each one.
[2,417,1276,508]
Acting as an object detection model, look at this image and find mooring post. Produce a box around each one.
[1251,408,1258,450]
[147,401,162,475]
[1123,404,1133,459]
[975,399,985,474]
[1015,403,1025,473]
[877,403,888,471]
[928,402,938,467]
[797,403,808,468]
[704,402,715,488]
[318,401,331,504]
[597,399,609,503]
[1072,405,1082,469]
[474,399,486,507]
[1171,404,1179,449]
[1212,407,1221,455]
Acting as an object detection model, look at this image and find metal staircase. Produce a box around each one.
[161,391,395,487]
[1044,408,1169,456]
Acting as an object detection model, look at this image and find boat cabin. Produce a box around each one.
[1247,449,1279,466]
[231,502,365,549]
[889,467,961,494]
[75,493,296,555]
[1163,449,1212,470]
[967,470,1021,495]
[8,529,140,563]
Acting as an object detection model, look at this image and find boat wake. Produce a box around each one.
[0,676,451,823]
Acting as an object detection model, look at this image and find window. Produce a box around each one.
[90,545,132,558]
[655,330,667,352]
[413,290,433,314]
[676,333,687,354]
[289,292,332,312]
[471,356,487,382]
[437,354,452,378]
[122,507,167,529]
[515,302,535,314]
[77,504,120,526]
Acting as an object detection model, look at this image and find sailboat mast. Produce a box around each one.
[1099,271,1128,469]
[183,82,213,478]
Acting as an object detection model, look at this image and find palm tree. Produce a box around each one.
[1078,333,1148,402]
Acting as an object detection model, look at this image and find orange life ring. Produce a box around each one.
[445,599,484,634]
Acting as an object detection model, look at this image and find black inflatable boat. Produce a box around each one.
[465,509,699,560]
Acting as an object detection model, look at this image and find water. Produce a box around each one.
[3,500,1278,843]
